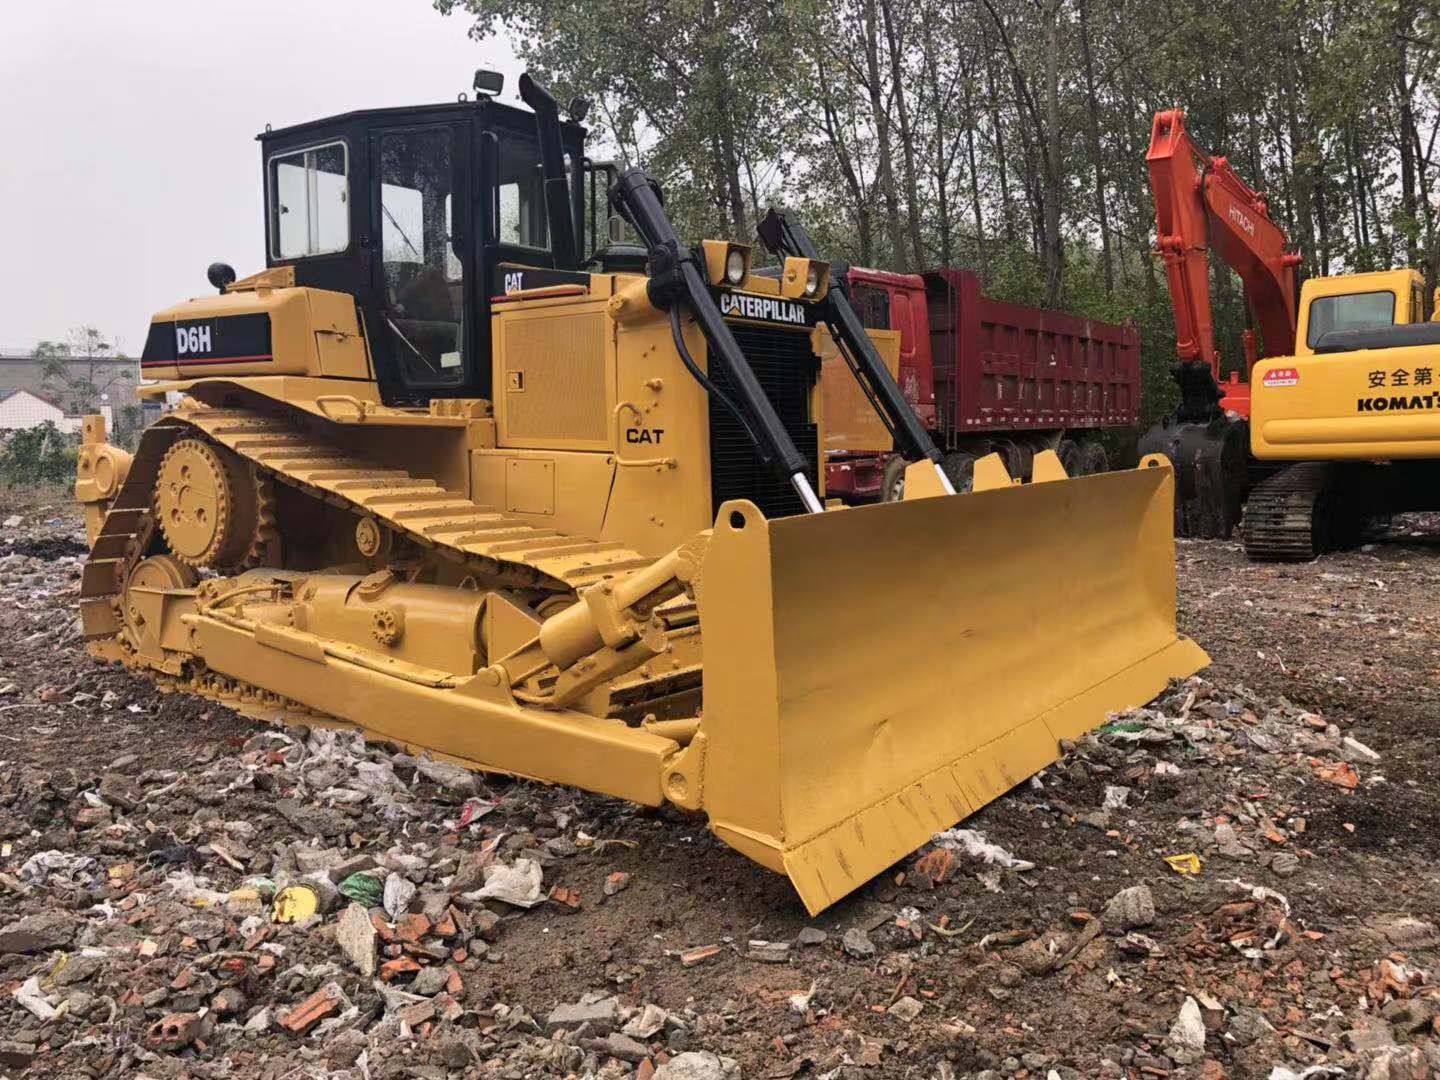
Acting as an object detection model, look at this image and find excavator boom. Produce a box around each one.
[1141,109,1301,536]
[1147,108,1301,405]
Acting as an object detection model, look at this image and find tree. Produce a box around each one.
[32,327,133,415]
[433,0,1440,421]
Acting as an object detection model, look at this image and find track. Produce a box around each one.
[81,403,658,644]
[1240,462,1358,561]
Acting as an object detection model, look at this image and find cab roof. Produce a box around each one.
[256,98,585,144]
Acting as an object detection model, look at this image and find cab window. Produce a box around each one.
[1306,291,1396,348]
[851,284,891,329]
[268,142,349,259]
[495,136,549,250]
[379,128,464,386]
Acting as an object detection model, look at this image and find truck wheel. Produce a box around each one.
[1079,441,1109,476]
[1057,439,1083,477]
[994,440,1026,481]
[941,451,975,493]
[880,454,906,502]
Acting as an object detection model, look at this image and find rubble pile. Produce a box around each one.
[1,510,1438,1078]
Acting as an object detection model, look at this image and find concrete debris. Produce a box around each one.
[544,996,620,1034]
[0,509,1436,1077]
[746,939,791,963]
[842,926,876,958]
[653,1051,742,1080]
[335,901,377,976]
[623,1002,669,1039]
[887,995,924,1022]
[796,926,828,946]
[1102,884,1156,930]
[1166,996,1207,1063]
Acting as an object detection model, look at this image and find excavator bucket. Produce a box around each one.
[690,453,1208,914]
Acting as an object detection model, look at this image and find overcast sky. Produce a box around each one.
[0,1,521,354]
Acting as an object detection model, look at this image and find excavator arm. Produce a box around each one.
[1147,109,1301,419]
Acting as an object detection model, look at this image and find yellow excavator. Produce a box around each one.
[1247,270,1440,557]
[76,72,1206,914]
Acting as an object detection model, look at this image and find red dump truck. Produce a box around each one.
[822,268,1141,501]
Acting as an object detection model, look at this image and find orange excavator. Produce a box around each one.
[1138,109,1303,537]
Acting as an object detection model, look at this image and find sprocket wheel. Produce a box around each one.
[155,438,276,570]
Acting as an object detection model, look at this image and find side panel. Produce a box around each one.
[1252,349,1440,460]
[494,301,614,451]
[470,448,615,538]
[140,291,318,380]
[307,291,372,379]
[924,269,1139,436]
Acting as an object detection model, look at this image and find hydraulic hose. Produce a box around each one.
[756,208,955,497]
[610,167,824,514]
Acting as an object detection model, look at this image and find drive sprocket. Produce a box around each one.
[154,437,276,570]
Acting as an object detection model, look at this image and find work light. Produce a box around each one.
[725,249,746,285]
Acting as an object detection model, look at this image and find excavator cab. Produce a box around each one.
[1245,269,1440,558]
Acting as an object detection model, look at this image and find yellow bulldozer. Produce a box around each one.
[76,72,1206,914]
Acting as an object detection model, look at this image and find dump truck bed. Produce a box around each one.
[825,269,1141,500]
[922,269,1139,436]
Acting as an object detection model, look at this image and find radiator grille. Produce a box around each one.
[708,325,820,520]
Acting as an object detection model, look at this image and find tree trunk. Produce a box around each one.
[1078,0,1112,292]
[880,0,926,268]
[816,54,874,265]
[980,20,1015,244]
[862,0,907,269]
[964,79,987,275]
[1041,0,1063,306]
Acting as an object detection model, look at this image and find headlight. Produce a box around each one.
[725,249,746,285]
[779,256,829,299]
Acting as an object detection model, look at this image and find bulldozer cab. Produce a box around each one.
[259,86,608,405]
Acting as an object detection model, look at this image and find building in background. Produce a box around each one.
[0,346,139,412]
[0,388,84,433]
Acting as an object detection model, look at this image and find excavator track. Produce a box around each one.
[1240,462,1361,561]
[81,404,657,643]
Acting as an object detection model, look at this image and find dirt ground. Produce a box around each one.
[1,491,1438,1079]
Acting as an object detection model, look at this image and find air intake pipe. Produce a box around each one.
[518,73,580,270]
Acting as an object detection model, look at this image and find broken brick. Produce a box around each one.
[145,1012,202,1051]
[549,885,582,910]
[681,944,721,967]
[278,983,344,1034]
[393,913,432,943]
[913,848,956,884]
[379,956,422,982]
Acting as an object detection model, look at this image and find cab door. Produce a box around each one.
[367,119,475,402]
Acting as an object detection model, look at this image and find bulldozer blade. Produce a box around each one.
[693,456,1207,915]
